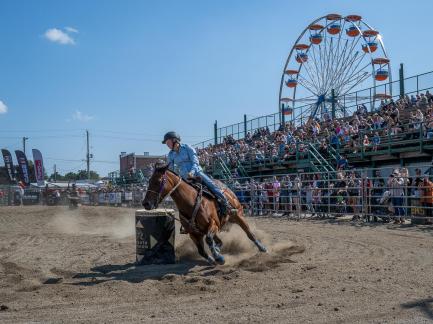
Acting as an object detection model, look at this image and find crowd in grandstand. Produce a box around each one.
[196,92,433,172]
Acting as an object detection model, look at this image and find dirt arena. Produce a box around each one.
[0,206,432,323]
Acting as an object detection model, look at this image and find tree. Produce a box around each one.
[76,170,100,180]
[48,172,65,181]
[47,170,100,181]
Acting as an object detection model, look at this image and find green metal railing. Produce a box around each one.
[307,143,335,173]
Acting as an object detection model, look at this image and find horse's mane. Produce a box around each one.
[165,168,181,178]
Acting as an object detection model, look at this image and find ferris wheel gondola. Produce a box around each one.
[279,14,392,123]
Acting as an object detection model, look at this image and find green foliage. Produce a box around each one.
[48,170,100,181]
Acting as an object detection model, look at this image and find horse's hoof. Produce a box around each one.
[255,240,268,253]
[215,244,222,254]
[207,256,216,265]
[214,255,225,265]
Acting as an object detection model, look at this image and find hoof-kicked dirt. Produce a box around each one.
[0,206,433,323]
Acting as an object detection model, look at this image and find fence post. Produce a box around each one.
[387,130,391,155]
[214,120,218,145]
[331,89,336,119]
[327,171,331,217]
[8,186,12,206]
[297,173,301,220]
[399,63,405,98]
[420,121,424,152]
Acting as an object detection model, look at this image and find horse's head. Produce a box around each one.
[142,163,170,210]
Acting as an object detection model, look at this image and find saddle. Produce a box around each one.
[185,177,217,200]
[179,177,231,235]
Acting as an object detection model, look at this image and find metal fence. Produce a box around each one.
[226,164,433,224]
[0,186,155,209]
[195,70,433,148]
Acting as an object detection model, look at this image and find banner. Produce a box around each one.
[15,150,30,186]
[22,189,41,205]
[32,149,45,186]
[1,149,15,183]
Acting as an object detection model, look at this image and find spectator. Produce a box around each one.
[387,169,405,224]
[280,175,292,216]
[271,176,281,215]
[412,168,424,218]
[337,155,349,170]
[420,176,433,223]
[371,170,386,220]
[292,176,302,216]
[372,132,380,151]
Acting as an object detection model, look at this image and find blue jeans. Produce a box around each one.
[195,171,226,201]
[392,197,404,217]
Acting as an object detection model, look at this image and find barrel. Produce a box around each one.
[135,209,176,265]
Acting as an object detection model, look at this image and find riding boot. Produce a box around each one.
[217,196,237,219]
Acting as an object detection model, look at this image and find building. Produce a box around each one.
[119,152,166,178]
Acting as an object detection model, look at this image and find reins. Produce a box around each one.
[146,172,182,205]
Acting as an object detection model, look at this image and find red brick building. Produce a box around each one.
[119,152,166,178]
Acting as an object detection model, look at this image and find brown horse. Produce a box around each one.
[142,164,267,265]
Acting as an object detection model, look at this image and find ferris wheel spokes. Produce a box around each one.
[324,36,360,94]
[331,51,366,94]
[338,63,373,95]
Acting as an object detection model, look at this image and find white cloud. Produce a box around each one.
[44,28,75,45]
[0,100,7,114]
[65,26,79,33]
[72,110,93,122]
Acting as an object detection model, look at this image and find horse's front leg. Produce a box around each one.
[189,233,215,265]
[205,234,225,265]
[213,234,223,254]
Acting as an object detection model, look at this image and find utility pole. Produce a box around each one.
[54,164,57,182]
[22,137,29,155]
[86,130,90,180]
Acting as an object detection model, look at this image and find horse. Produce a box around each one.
[142,164,267,265]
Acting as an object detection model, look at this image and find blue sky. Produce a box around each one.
[1,0,433,176]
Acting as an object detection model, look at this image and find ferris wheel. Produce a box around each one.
[279,14,392,122]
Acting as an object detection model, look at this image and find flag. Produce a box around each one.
[32,149,45,186]
[15,150,30,186]
[1,149,15,183]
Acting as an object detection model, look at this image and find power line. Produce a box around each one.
[92,160,118,164]
[0,135,84,140]
[92,135,162,142]
[45,157,83,162]
[93,129,209,138]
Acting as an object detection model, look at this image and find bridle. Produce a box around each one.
[146,171,182,205]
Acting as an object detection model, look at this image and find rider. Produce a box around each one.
[162,131,235,217]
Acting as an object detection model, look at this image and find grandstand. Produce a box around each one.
[195,70,433,180]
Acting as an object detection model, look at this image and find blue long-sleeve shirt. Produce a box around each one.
[167,144,203,179]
